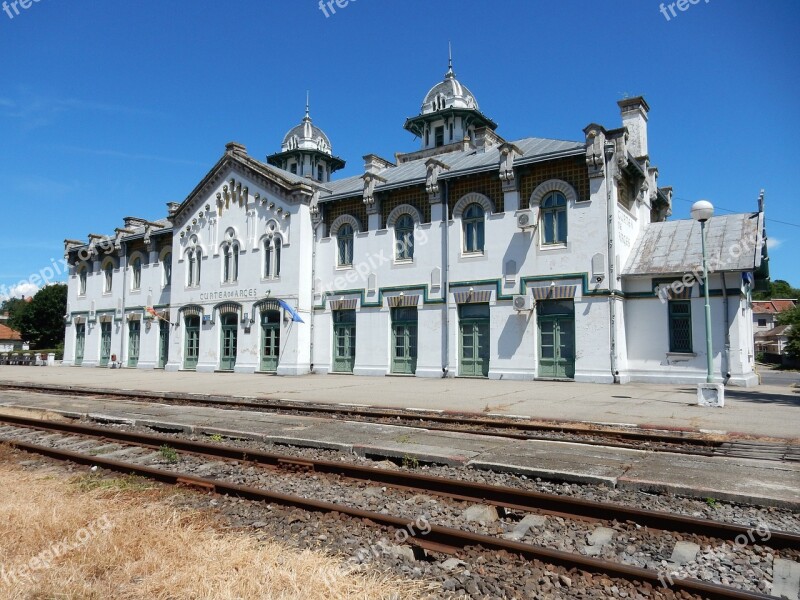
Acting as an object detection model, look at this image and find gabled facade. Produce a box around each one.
[62,60,765,386]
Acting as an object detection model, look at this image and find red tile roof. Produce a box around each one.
[752,299,796,315]
[0,324,21,341]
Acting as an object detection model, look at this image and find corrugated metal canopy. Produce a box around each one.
[623,212,763,276]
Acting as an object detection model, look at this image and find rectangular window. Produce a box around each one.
[542,207,567,244]
[668,300,693,353]
[757,319,767,327]
[435,126,444,147]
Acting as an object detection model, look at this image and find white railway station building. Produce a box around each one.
[62,61,768,386]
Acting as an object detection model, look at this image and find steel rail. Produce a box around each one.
[1,435,777,600]
[0,381,722,449]
[1,414,797,552]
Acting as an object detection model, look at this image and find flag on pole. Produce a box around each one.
[276,299,304,323]
[146,307,173,325]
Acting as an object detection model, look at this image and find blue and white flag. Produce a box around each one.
[276,298,305,323]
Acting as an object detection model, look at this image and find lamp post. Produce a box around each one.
[691,200,714,384]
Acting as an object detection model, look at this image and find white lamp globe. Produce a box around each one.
[691,200,714,222]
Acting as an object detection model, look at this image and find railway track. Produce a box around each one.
[3,382,798,462]
[0,414,796,600]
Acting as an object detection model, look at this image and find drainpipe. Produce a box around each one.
[721,272,731,382]
[604,143,620,383]
[442,179,451,378]
[119,244,127,369]
[309,219,317,373]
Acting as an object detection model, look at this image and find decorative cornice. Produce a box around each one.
[583,124,608,180]
[362,172,387,208]
[425,157,450,204]
[498,142,522,192]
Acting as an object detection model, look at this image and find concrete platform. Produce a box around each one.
[0,366,798,439]
[0,387,798,509]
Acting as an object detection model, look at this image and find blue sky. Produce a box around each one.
[0,0,798,299]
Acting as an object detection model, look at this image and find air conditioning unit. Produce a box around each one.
[512,294,533,311]
[516,211,535,230]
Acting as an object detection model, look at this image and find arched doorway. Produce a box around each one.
[260,310,281,372]
[220,313,238,371]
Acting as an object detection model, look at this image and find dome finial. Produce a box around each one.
[446,41,455,78]
[304,90,311,122]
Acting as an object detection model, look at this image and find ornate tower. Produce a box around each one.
[267,95,345,183]
[403,49,497,152]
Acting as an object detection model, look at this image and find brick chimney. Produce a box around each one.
[617,96,650,159]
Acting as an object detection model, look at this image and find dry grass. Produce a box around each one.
[0,455,426,599]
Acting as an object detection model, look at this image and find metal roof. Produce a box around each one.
[319,136,584,202]
[623,212,763,276]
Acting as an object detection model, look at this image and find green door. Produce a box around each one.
[128,321,140,368]
[184,315,199,370]
[220,313,238,371]
[538,315,575,379]
[158,320,170,369]
[74,324,85,366]
[99,322,112,367]
[260,310,280,372]
[332,310,356,373]
[391,307,418,375]
[459,304,490,377]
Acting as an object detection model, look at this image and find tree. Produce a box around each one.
[17,284,67,349]
[752,279,800,300]
[1,297,31,333]
[777,305,800,360]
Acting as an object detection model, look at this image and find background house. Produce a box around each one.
[0,322,26,352]
[752,299,796,333]
[752,299,796,362]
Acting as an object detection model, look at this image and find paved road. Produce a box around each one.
[758,368,799,387]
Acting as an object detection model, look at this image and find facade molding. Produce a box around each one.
[386,203,424,228]
[452,192,495,218]
[529,179,579,207]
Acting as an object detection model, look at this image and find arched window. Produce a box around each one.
[195,249,202,285]
[131,257,142,290]
[395,214,415,260]
[462,203,485,253]
[264,238,282,279]
[187,248,202,287]
[264,240,272,279]
[103,263,113,293]
[162,252,172,287]
[541,192,567,245]
[337,224,354,266]
[78,266,88,296]
[222,242,238,283]
[274,239,281,277]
